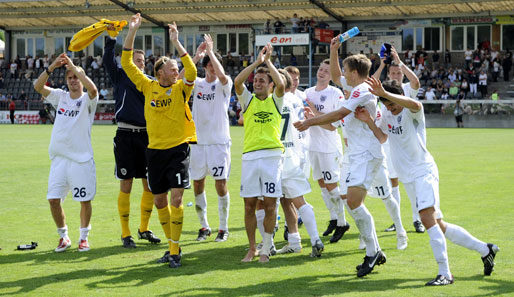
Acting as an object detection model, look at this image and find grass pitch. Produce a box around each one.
[0,125,513,296]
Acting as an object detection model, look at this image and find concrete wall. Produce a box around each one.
[426,114,514,128]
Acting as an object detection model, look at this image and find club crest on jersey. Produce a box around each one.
[166,88,172,96]
[352,90,360,98]
[320,95,327,102]
[254,111,273,123]
[57,107,79,117]
[387,123,403,135]
[211,85,216,91]
[398,115,402,123]
[76,100,82,107]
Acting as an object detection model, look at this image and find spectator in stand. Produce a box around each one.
[445,49,451,64]
[18,90,27,109]
[226,53,236,76]
[460,78,470,97]
[413,64,422,78]
[478,70,488,97]
[490,90,499,101]
[425,86,436,100]
[0,72,4,89]
[449,83,459,99]
[420,68,430,85]
[0,93,6,101]
[290,53,298,66]
[291,13,300,33]
[448,68,456,82]
[9,98,15,124]
[490,47,499,62]
[492,58,500,82]
[91,58,100,79]
[502,52,512,81]
[404,49,413,67]
[435,79,444,95]
[10,60,18,79]
[318,19,329,29]
[432,50,440,66]
[99,85,109,100]
[465,47,473,64]
[246,71,254,92]
[273,17,285,34]
[473,49,482,70]
[264,19,271,34]
[441,88,449,100]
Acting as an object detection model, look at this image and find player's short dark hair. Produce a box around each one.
[321,58,330,66]
[202,52,223,68]
[278,69,292,90]
[343,54,371,78]
[255,66,272,84]
[378,80,404,103]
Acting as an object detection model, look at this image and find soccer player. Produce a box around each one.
[373,46,424,233]
[235,43,285,263]
[294,45,386,278]
[104,25,160,248]
[188,34,232,242]
[354,77,499,285]
[304,59,349,243]
[275,69,324,257]
[121,13,197,268]
[34,53,98,253]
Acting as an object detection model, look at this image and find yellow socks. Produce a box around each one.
[139,191,154,232]
[157,205,172,250]
[170,205,184,255]
[118,191,131,238]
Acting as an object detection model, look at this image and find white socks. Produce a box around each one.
[288,232,302,247]
[351,205,380,257]
[256,209,265,239]
[382,196,406,235]
[407,192,421,222]
[195,192,209,229]
[298,203,320,245]
[329,188,346,227]
[427,225,451,278]
[218,193,230,231]
[80,225,91,241]
[321,188,337,220]
[57,225,68,239]
[391,186,401,204]
[444,223,489,257]
[261,232,273,256]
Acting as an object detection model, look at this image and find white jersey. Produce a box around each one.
[46,89,98,163]
[402,82,418,100]
[192,76,233,144]
[339,80,383,158]
[281,92,303,176]
[378,105,437,183]
[305,85,343,154]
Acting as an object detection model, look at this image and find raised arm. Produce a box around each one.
[263,43,284,97]
[367,76,422,112]
[234,46,266,95]
[294,107,350,132]
[103,33,119,83]
[33,53,67,97]
[169,22,196,83]
[372,58,386,80]
[178,41,205,80]
[63,55,98,99]
[205,34,228,85]
[121,14,152,91]
[329,37,343,87]
[354,106,388,143]
[392,47,420,90]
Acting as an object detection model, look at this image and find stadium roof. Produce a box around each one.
[0,0,513,29]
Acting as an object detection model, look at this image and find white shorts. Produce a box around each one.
[282,161,311,198]
[346,151,382,190]
[190,143,231,180]
[47,156,96,202]
[309,151,341,184]
[403,172,443,219]
[300,149,311,180]
[383,142,398,179]
[339,158,349,196]
[367,158,392,199]
[240,156,283,198]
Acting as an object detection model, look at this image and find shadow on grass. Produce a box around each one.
[0,241,355,295]
[154,274,514,297]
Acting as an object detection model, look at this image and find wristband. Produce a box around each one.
[45,68,52,75]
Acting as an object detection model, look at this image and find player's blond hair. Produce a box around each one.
[343,54,371,78]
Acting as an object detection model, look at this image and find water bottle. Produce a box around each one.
[17,242,37,250]
[339,27,360,43]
